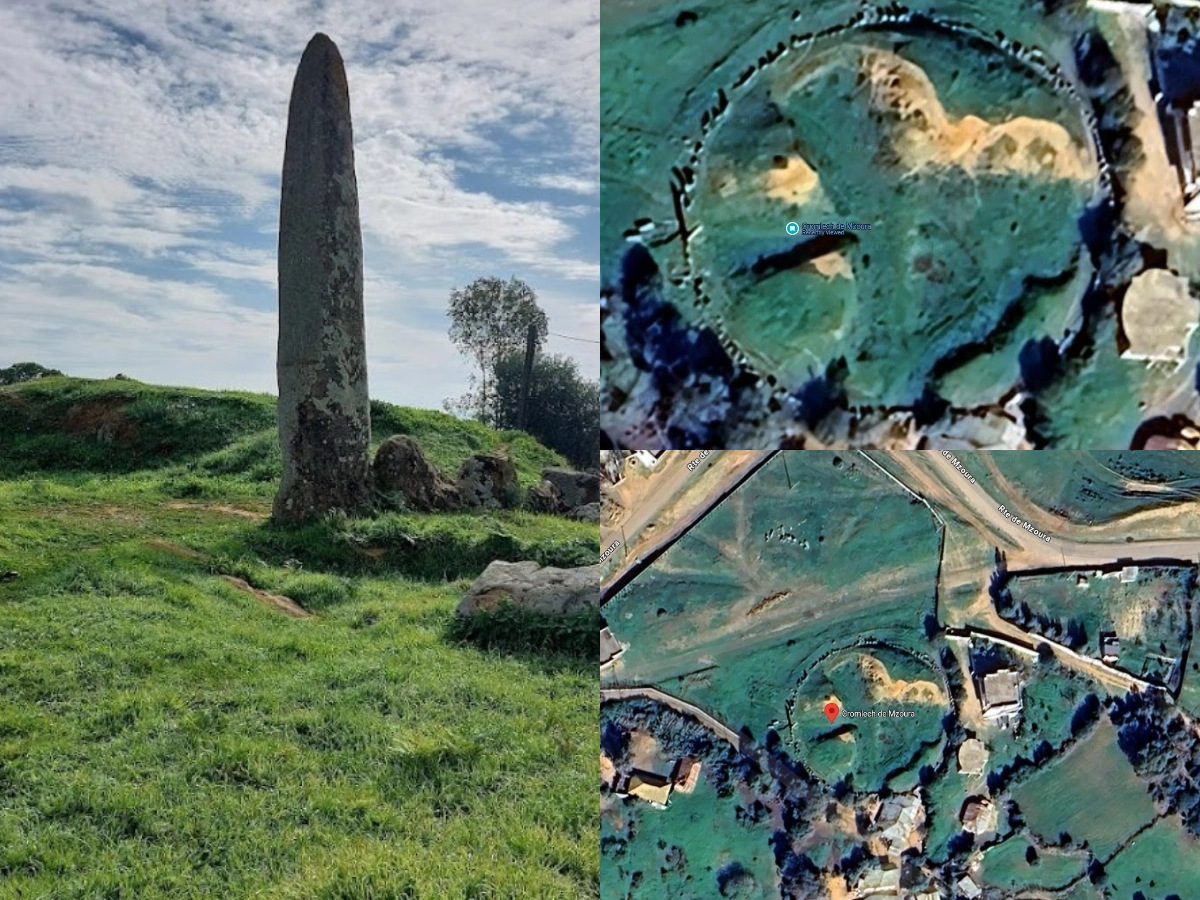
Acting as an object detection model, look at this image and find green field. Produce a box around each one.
[984,451,1200,524]
[788,645,948,789]
[1103,815,1200,899]
[603,451,941,746]
[0,377,598,898]
[1012,720,1155,859]
[1003,568,1193,687]
[980,834,1085,891]
[601,776,777,900]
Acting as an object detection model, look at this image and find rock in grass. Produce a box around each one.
[524,479,563,514]
[373,435,462,511]
[457,454,519,510]
[567,502,600,523]
[541,467,599,509]
[457,560,601,617]
[274,33,373,524]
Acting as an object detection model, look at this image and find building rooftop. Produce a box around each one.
[956,874,982,899]
[1120,272,1196,367]
[626,770,672,806]
[957,738,989,776]
[961,797,997,836]
[982,670,1022,711]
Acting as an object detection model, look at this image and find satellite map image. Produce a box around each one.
[599,449,1200,899]
[601,0,1200,449]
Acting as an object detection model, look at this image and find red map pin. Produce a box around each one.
[824,702,840,723]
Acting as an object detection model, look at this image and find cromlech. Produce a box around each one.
[274,33,373,523]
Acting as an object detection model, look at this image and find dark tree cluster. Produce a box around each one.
[613,244,764,446]
[1107,690,1200,834]
[1070,693,1101,737]
[767,836,824,899]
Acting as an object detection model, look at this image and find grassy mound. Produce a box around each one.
[0,375,564,489]
[0,376,599,898]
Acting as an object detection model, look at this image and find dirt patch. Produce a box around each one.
[1115,600,1148,640]
[764,154,821,204]
[220,575,311,618]
[165,501,268,521]
[748,589,791,616]
[858,653,947,705]
[628,730,659,767]
[601,753,616,785]
[63,399,136,443]
[825,872,853,900]
[146,539,207,562]
[858,48,1093,181]
[810,251,854,280]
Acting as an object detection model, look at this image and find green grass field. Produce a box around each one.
[0,376,599,898]
[979,835,1085,891]
[985,666,1093,775]
[1103,815,1200,899]
[1011,720,1155,859]
[1004,568,1192,687]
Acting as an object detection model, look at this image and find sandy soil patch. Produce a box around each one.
[825,873,853,900]
[1115,600,1147,640]
[628,729,658,767]
[859,48,1093,181]
[764,154,821,205]
[220,575,310,618]
[858,653,947,705]
[810,251,854,280]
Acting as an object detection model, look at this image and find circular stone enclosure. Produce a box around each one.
[687,24,1101,407]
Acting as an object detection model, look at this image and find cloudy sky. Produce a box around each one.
[0,0,598,410]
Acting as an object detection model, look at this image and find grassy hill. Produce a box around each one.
[0,375,599,898]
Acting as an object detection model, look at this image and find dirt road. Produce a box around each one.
[601,450,775,591]
[890,452,1200,568]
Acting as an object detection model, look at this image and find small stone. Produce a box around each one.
[567,502,600,523]
[525,480,564,514]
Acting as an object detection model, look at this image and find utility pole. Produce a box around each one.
[517,322,536,430]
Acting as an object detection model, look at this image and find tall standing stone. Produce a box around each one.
[274,33,373,523]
